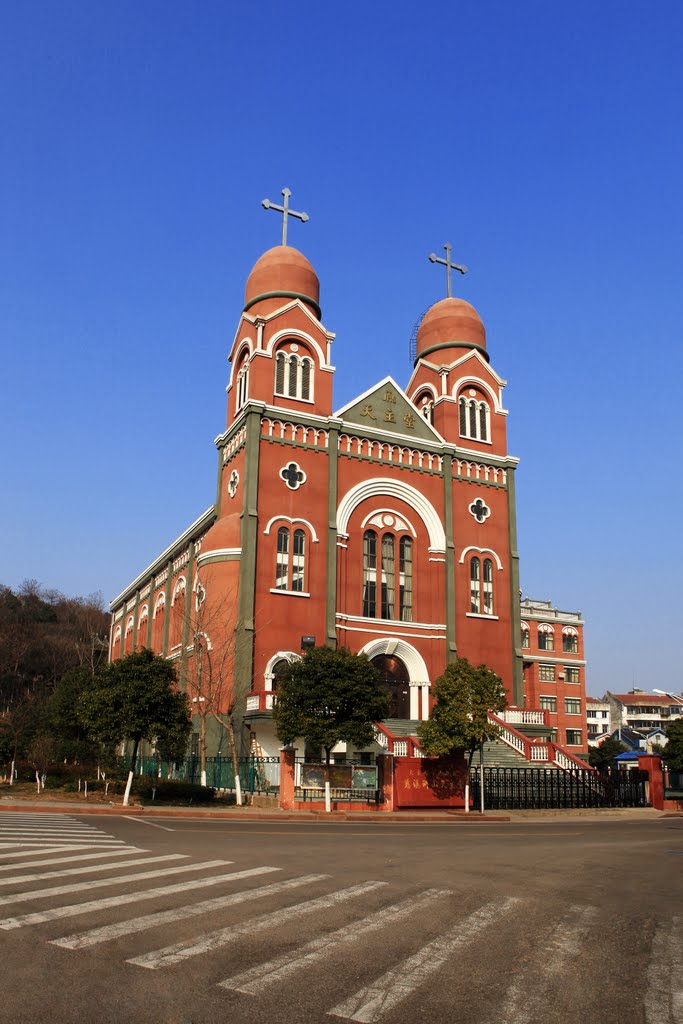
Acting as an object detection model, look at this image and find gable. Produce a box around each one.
[335,377,441,443]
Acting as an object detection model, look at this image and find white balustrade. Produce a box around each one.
[501,710,546,725]
[393,740,408,756]
[245,695,259,711]
[530,745,549,760]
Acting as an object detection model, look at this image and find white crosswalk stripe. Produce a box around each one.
[127,879,383,970]
[220,887,449,995]
[0,853,188,887]
[0,858,231,907]
[0,813,138,851]
[328,896,521,1023]
[0,849,147,872]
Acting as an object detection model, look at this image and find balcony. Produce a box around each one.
[245,692,276,714]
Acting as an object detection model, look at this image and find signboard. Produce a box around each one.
[300,764,377,790]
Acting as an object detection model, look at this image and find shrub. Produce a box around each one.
[135,779,217,804]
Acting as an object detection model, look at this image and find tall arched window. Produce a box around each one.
[363,530,413,621]
[371,654,411,719]
[137,607,148,650]
[111,624,122,660]
[274,526,307,593]
[521,621,530,649]
[562,626,579,653]
[470,557,480,613]
[470,556,495,615]
[274,348,314,401]
[458,390,491,442]
[123,616,134,654]
[152,593,165,653]
[170,581,186,649]
[538,623,555,651]
[235,360,249,410]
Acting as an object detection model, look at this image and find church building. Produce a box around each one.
[109,194,587,764]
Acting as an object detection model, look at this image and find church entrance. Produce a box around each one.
[371,654,411,719]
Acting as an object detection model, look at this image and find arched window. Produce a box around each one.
[538,623,555,651]
[521,621,530,649]
[362,530,413,622]
[470,557,480,613]
[270,658,290,693]
[111,624,122,660]
[235,359,249,410]
[274,347,314,401]
[458,390,490,442]
[562,626,579,653]
[414,391,434,424]
[124,616,134,654]
[470,556,495,616]
[170,580,186,649]
[152,593,165,652]
[274,526,307,593]
[137,607,148,650]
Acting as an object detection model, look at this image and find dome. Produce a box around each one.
[415,297,488,364]
[244,245,321,319]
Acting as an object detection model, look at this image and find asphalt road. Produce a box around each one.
[0,811,680,1024]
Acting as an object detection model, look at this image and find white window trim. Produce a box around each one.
[269,588,310,598]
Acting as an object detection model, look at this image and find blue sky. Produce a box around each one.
[1,2,681,695]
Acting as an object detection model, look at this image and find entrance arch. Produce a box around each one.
[372,654,411,719]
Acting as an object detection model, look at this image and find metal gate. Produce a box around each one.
[470,766,649,810]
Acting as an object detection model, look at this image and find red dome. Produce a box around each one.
[415,298,487,363]
[244,246,320,318]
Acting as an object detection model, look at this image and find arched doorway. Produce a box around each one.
[372,654,411,719]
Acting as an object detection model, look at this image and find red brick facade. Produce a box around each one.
[109,243,582,760]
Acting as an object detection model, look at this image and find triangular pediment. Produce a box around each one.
[334,376,443,443]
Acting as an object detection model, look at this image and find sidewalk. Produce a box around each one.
[0,796,677,822]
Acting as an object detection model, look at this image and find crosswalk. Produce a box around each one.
[0,811,142,852]
[0,824,680,1023]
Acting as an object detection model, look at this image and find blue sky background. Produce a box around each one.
[1,1,681,696]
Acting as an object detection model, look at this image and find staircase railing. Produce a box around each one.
[487,713,592,772]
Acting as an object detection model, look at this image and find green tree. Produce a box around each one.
[79,649,191,805]
[417,657,507,766]
[587,736,627,772]
[272,646,389,763]
[46,665,101,763]
[664,719,683,772]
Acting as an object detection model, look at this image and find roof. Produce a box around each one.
[609,693,679,705]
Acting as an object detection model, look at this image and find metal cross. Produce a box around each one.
[428,242,467,298]
[261,187,309,246]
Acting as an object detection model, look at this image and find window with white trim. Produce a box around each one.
[538,623,555,651]
[521,622,530,649]
[415,391,434,424]
[565,729,582,745]
[564,666,580,684]
[236,360,249,410]
[274,348,314,401]
[562,626,579,653]
[470,556,494,615]
[539,664,555,682]
[362,529,413,622]
[565,698,581,715]
[540,695,557,713]
[458,389,491,442]
[275,526,306,592]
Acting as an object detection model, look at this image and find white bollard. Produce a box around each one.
[235,774,243,806]
[464,781,470,813]
[325,780,331,813]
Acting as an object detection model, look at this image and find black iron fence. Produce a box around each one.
[295,787,380,805]
[470,766,649,810]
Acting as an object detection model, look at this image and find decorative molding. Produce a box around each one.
[468,497,491,524]
[457,545,503,570]
[171,577,186,604]
[357,637,431,684]
[337,478,446,552]
[263,516,319,542]
[228,469,239,498]
[280,461,307,490]
[360,509,417,537]
[195,548,242,568]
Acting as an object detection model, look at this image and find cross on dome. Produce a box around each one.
[428,242,468,298]
[261,187,309,246]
